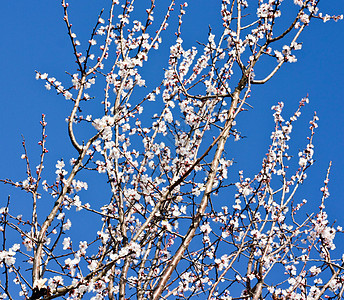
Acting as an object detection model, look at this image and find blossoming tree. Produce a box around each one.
[1,0,343,299]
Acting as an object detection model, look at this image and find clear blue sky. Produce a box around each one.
[0,0,343,278]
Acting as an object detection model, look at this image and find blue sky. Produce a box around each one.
[0,0,343,292]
